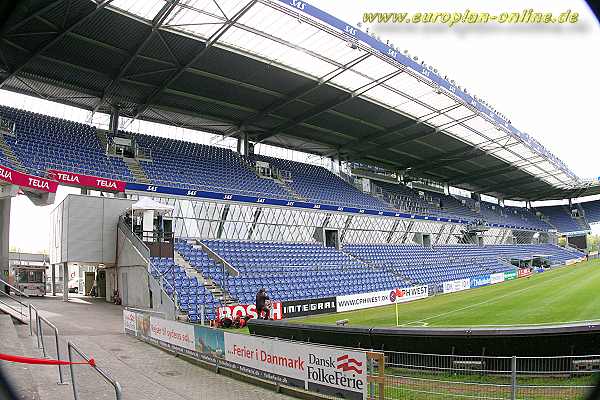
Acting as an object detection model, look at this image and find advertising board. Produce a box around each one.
[281,297,337,318]
[470,274,491,288]
[442,278,471,294]
[490,273,506,285]
[216,302,282,321]
[504,271,517,281]
[124,310,369,399]
[336,285,428,313]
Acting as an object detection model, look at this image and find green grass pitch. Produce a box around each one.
[291,258,600,328]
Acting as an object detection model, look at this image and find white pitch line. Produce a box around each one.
[398,266,583,327]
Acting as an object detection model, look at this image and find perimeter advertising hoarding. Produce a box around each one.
[281,297,337,318]
[123,311,368,399]
[490,273,506,285]
[123,309,137,333]
[517,268,533,278]
[224,332,367,399]
[504,271,517,281]
[470,275,491,288]
[216,302,282,321]
[336,285,428,312]
[442,278,471,294]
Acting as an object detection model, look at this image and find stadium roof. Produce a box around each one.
[0,0,599,201]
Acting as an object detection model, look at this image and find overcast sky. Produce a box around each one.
[5,0,600,253]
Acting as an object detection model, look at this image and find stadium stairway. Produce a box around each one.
[0,133,25,171]
[238,153,306,201]
[123,157,151,184]
[0,314,40,399]
[183,239,237,306]
[96,129,109,154]
[174,247,236,306]
[341,249,415,286]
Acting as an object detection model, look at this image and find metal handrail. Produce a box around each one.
[0,277,30,319]
[68,342,122,400]
[0,276,31,298]
[37,313,66,384]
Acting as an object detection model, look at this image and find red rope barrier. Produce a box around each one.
[0,353,95,367]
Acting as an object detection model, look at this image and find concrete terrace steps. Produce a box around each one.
[0,296,30,324]
[183,240,237,306]
[0,314,41,399]
[96,129,109,153]
[123,157,151,184]
[273,178,306,202]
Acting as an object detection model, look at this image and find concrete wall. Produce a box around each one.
[116,226,150,309]
[50,195,134,265]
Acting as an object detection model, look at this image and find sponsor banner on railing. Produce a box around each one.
[123,310,137,333]
[517,268,533,278]
[149,316,195,351]
[504,271,517,281]
[124,310,368,399]
[217,303,282,321]
[470,275,491,288]
[490,273,506,285]
[0,164,58,193]
[224,332,367,399]
[442,278,471,294]
[281,297,337,318]
[48,169,126,192]
[336,285,428,313]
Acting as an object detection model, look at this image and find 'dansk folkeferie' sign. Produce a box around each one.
[224,333,367,399]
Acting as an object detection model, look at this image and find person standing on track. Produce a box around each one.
[255,288,270,320]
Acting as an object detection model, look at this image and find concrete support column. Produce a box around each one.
[0,198,10,291]
[109,105,119,135]
[51,264,56,296]
[62,262,68,302]
[237,132,249,156]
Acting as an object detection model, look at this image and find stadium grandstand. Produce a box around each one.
[0,0,599,399]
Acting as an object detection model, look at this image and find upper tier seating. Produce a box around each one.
[132,133,288,198]
[0,105,593,231]
[0,106,132,179]
[579,200,600,224]
[535,205,586,233]
[249,154,391,210]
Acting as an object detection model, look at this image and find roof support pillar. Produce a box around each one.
[237,131,249,156]
[109,105,120,135]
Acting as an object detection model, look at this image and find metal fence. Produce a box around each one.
[382,351,599,400]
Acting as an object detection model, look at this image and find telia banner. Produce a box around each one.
[442,278,471,294]
[336,285,428,312]
[48,169,126,192]
[0,164,58,193]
